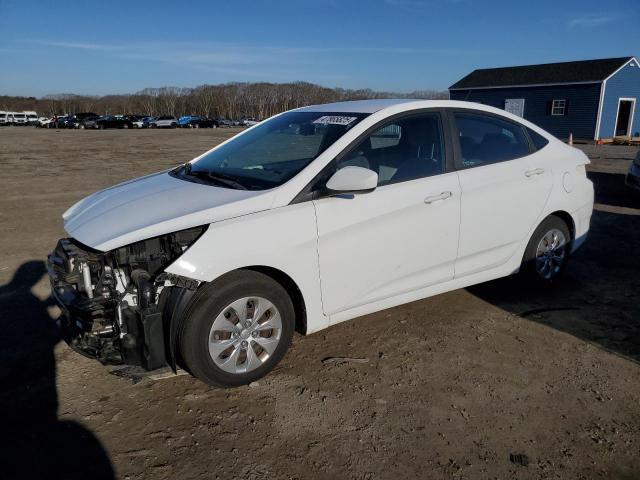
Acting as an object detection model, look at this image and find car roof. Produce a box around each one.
[294,99,553,138]
[296,99,421,113]
[295,98,516,115]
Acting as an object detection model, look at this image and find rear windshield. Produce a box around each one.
[180,111,369,190]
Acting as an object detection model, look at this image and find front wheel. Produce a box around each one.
[521,215,571,283]
[179,271,295,388]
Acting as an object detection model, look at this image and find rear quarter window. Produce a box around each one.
[527,128,550,151]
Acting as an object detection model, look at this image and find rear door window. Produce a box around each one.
[453,112,531,168]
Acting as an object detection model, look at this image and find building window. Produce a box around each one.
[551,99,566,116]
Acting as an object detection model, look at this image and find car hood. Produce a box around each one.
[63,171,274,251]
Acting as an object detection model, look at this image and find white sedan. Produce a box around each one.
[48,99,593,387]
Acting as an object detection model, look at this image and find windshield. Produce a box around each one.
[14,114,25,118]
[182,111,368,190]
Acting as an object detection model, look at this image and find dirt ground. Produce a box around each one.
[1,127,639,480]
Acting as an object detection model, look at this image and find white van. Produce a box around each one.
[23,111,38,125]
[11,112,27,125]
[0,111,7,125]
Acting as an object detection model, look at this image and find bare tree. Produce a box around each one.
[2,82,448,119]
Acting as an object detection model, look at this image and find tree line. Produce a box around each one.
[0,82,447,119]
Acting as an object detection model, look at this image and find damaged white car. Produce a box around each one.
[48,99,594,387]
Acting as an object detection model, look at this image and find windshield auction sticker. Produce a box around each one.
[312,116,358,125]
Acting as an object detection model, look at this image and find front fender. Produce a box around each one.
[164,202,328,334]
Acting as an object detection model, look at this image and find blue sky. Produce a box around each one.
[1,0,638,97]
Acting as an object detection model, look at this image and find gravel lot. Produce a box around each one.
[1,128,639,480]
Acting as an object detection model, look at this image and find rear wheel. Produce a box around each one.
[521,215,571,283]
[179,271,295,388]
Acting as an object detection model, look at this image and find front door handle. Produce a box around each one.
[525,168,545,177]
[424,191,452,204]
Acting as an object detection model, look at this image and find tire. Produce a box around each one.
[123,123,129,129]
[179,270,295,388]
[99,124,105,130]
[171,123,177,129]
[521,215,571,283]
[79,124,85,130]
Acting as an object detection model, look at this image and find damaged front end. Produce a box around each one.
[47,226,206,371]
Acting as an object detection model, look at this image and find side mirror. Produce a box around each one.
[325,166,378,196]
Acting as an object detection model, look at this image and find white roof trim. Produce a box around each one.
[603,56,639,82]
[594,80,607,140]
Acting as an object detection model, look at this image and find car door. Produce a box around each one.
[449,110,553,278]
[313,111,461,317]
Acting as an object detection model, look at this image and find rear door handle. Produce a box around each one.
[525,168,545,177]
[424,191,452,204]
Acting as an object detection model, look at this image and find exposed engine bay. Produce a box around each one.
[47,226,206,370]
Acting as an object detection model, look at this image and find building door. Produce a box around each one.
[615,99,635,137]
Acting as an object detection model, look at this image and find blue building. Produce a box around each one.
[449,57,640,141]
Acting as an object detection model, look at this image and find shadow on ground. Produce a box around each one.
[0,260,114,479]
[588,171,640,209]
[469,171,640,364]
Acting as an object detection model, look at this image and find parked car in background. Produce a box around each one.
[24,111,38,125]
[48,115,65,128]
[179,115,219,128]
[37,117,53,128]
[141,116,156,128]
[240,117,259,127]
[0,111,7,125]
[130,116,145,128]
[47,99,594,388]
[95,115,133,129]
[75,112,99,121]
[178,115,199,128]
[216,118,233,127]
[11,112,28,125]
[153,115,178,128]
[78,115,101,129]
[65,116,82,129]
[126,115,147,128]
[625,151,640,193]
